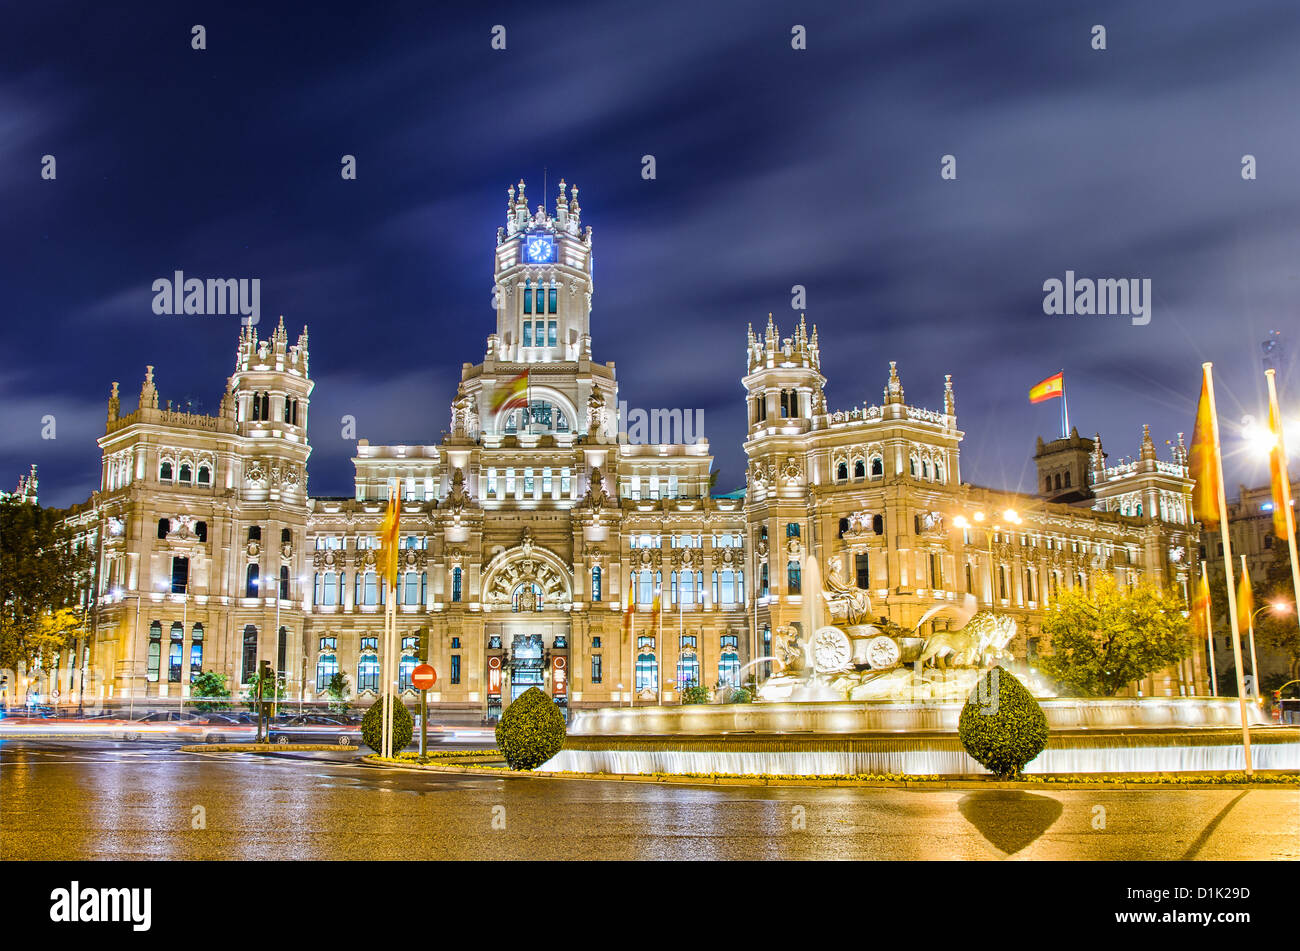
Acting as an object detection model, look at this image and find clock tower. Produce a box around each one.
[457,179,617,439]
[492,179,593,363]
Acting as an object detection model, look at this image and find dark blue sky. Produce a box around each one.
[4,1,1299,507]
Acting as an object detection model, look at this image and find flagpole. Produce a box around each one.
[1203,362,1252,775]
[1265,368,1300,654]
[1060,370,1069,438]
[657,587,663,707]
[1202,561,1217,697]
[1242,554,1260,701]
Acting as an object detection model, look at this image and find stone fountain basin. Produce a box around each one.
[569,697,1270,737]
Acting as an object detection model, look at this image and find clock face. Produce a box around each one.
[524,235,555,263]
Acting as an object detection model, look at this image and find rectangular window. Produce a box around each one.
[535,288,545,313]
[524,286,532,314]
[451,655,461,685]
[787,522,800,538]
[486,468,497,498]
[524,468,535,496]
[505,469,515,497]
[548,287,557,314]
[591,655,602,684]
[171,556,189,594]
[547,319,557,345]
[787,561,802,595]
[523,321,532,346]
[561,467,571,497]
[543,468,553,497]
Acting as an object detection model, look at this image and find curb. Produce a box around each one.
[355,756,1297,790]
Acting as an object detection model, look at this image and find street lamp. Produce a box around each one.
[952,508,1021,605]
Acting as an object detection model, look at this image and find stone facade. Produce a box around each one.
[60,180,1207,713]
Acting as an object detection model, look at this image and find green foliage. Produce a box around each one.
[680,683,710,704]
[958,666,1049,779]
[324,672,351,713]
[1038,575,1190,696]
[361,695,414,753]
[495,687,566,770]
[191,671,232,711]
[242,668,286,710]
[0,499,93,673]
[726,686,753,704]
[1254,539,1299,660]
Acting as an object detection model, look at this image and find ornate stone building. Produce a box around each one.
[62,180,1206,714]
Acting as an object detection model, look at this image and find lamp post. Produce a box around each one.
[1245,600,1293,700]
[952,508,1021,606]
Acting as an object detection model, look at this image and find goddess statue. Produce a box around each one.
[822,555,871,625]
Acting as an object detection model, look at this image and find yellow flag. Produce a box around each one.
[1189,369,1221,526]
[1268,397,1290,540]
[491,370,529,413]
[1237,562,1255,635]
[379,492,401,589]
[1190,566,1211,638]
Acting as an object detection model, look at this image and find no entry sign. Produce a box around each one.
[412,664,437,690]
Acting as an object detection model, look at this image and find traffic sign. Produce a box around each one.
[412,664,437,690]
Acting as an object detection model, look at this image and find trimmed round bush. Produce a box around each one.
[495,687,566,770]
[362,695,414,754]
[958,666,1049,778]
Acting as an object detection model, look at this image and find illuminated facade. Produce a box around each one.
[62,181,1207,713]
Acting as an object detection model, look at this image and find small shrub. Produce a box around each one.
[361,695,414,753]
[680,683,711,705]
[726,686,753,704]
[958,666,1049,779]
[495,687,566,770]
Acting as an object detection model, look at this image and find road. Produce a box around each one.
[2,738,1297,860]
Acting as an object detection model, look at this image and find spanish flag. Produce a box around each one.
[1189,368,1222,526]
[379,491,401,589]
[1237,561,1255,635]
[491,370,529,414]
[1028,372,1064,403]
[1267,397,1290,540]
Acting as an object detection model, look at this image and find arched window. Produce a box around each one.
[178,463,192,484]
[1064,471,1072,488]
[853,459,866,479]
[836,462,848,482]
[399,655,416,693]
[872,514,884,535]
[159,462,173,481]
[910,456,919,477]
[195,521,207,543]
[934,463,944,483]
[168,622,184,683]
[246,563,260,598]
[281,528,291,544]
[241,626,258,682]
[922,461,930,480]
[357,654,379,693]
[189,623,204,681]
[677,653,700,689]
[838,517,850,538]
[870,456,883,477]
[157,518,169,539]
[1045,476,1053,493]
[512,582,543,612]
[719,651,740,687]
[146,621,162,683]
[316,654,338,691]
[635,650,657,692]
[591,566,602,602]
[1054,473,1062,491]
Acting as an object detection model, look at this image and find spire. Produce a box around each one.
[107,381,120,423]
[884,361,904,405]
[1091,432,1107,477]
[944,373,955,416]
[1175,431,1187,466]
[140,365,158,411]
[1140,423,1156,462]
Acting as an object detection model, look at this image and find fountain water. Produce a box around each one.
[542,557,1300,776]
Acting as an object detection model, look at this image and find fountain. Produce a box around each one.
[543,557,1299,776]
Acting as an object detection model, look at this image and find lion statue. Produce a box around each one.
[916,611,1017,669]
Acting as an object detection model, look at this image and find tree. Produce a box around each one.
[191,672,232,711]
[324,672,351,714]
[1253,538,1300,661]
[1038,575,1190,697]
[242,667,286,710]
[361,694,413,754]
[0,499,93,674]
[495,687,565,770]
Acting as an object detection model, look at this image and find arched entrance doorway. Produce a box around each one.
[509,633,544,701]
